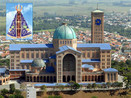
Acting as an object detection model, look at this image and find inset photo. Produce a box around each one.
[6,3,33,40]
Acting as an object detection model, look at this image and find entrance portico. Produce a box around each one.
[56,45,82,83]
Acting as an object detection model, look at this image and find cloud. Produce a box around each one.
[22,4,32,14]
[6,10,16,31]
[28,24,33,33]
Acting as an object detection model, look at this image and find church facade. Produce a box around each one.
[9,10,118,83]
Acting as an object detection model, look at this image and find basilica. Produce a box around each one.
[9,10,118,83]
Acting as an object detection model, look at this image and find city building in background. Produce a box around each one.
[0,67,10,85]
[26,85,36,98]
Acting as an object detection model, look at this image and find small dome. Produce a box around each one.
[53,23,76,39]
[103,68,118,72]
[31,58,46,68]
[82,64,94,69]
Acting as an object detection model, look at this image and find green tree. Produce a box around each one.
[69,81,75,90]
[118,82,123,88]
[112,82,119,88]
[106,82,111,88]
[14,94,24,98]
[58,85,64,91]
[1,88,9,97]
[10,84,15,94]
[92,83,97,89]
[20,84,26,90]
[73,83,80,91]
[97,84,101,88]
[9,95,15,98]
[91,96,98,98]
[9,94,24,98]
[124,73,131,88]
[0,95,4,98]
[102,84,106,88]
[87,84,92,89]
[40,85,46,91]
[15,89,21,95]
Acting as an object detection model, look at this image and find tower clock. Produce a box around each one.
[91,10,104,43]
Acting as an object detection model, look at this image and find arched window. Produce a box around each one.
[63,54,76,71]
[41,53,44,58]
[47,76,49,82]
[27,76,29,82]
[45,54,48,58]
[70,41,72,44]
[31,53,34,58]
[44,76,46,82]
[37,76,39,82]
[114,73,116,80]
[30,76,32,82]
[40,76,42,82]
[22,65,24,69]
[50,76,53,82]
[72,75,75,81]
[27,65,29,69]
[34,76,36,82]
[36,53,39,58]
[88,52,90,57]
[68,41,69,44]
[63,76,66,82]
[82,76,84,81]
[85,76,87,81]
[67,76,70,82]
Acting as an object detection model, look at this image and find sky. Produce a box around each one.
[6,3,33,40]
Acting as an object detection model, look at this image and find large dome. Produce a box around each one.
[53,23,76,39]
[31,58,46,68]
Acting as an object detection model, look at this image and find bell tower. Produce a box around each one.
[91,8,104,43]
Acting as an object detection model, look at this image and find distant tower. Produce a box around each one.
[91,5,104,43]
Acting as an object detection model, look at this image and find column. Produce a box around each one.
[2,79,3,85]
[32,76,34,82]
[90,75,92,82]
[93,75,95,81]
[100,76,101,82]
[112,73,114,82]
[109,73,111,82]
